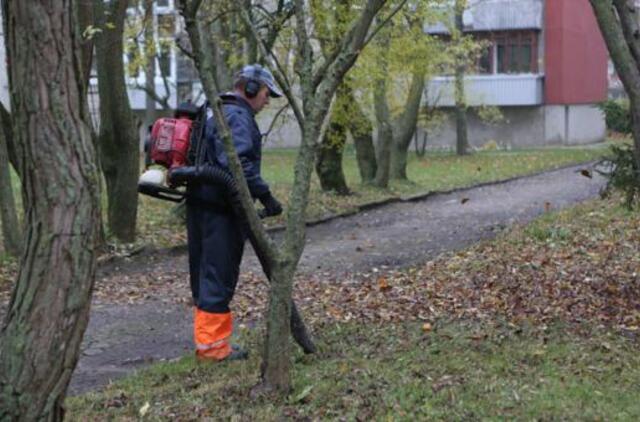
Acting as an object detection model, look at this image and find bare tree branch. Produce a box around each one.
[262,103,291,144]
[240,9,305,127]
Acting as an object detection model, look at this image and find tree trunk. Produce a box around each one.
[93,0,140,243]
[0,102,19,176]
[74,0,95,98]
[390,67,426,180]
[0,118,21,257]
[454,0,468,156]
[315,85,350,194]
[0,1,100,419]
[589,0,640,175]
[260,262,294,393]
[144,0,157,127]
[373,30,393,188]
[346,87,377,183]
[315,121,350,194]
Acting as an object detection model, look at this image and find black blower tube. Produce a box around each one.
[169,166,316,354]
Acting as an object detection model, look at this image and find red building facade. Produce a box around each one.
[544,0,608,104]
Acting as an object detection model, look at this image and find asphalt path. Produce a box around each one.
[29,162,610,394]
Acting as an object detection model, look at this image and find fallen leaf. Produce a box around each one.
[378,277,391,292]
[139,401,150,417]
[580,169,592,179]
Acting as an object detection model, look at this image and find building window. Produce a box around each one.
[157,14,174,38]
[470,30,538,75]
[477,45,493,74]
[158,42,172,77]
[494,31,537,74]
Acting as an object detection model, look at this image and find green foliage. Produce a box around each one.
[525,225,571,243]
[599,143,640,209]
[598,99,632,134]
[475,104,505,126]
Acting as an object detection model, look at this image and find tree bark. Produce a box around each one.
[313,0,351,194]
[454,0,469,156]
[315,121,350,194]
[144,0,157,127]
[74,0,95,98]
[345,86,377,184]
[0,117,21,257]
[373,28,393,188]
[590,0,640,175]
[390,68,426,180]
[93,0,140,243]
[0,102,19,176]
[315,85,350,194]
[0,1,100,419]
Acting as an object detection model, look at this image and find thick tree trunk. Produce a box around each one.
[316,121,350,194]
[390,68,426,180]
[454,0,468,156]
[0,1,100,419]
[346,87,377,183]
[590,0,640,174]
[0,120,21,257]
[94,0,140,243]
[315,85,350,194]
[373,33,393,188]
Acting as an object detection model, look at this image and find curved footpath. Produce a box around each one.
[14,163,612,394]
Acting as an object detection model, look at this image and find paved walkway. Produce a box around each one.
[65,163,606,394]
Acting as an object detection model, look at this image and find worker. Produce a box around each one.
[186,64,283,361]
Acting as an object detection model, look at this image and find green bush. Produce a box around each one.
[598,99,632,134]
[600,144,640,209]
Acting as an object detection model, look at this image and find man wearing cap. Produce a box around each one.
[186,64,284,362]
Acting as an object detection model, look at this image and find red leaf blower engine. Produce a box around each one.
[138,102,208,202]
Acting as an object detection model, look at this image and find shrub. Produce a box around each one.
[599,143,640,209]
[598,99,632,134]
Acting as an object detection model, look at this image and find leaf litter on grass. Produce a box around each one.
[75,195,640,335]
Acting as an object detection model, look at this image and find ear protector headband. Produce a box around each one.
[244,65,263,99]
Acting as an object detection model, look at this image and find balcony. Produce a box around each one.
[426,74,544,107]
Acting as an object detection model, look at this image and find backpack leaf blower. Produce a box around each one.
[138,103,316,354]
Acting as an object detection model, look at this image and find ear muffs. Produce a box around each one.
[244,79,260,98]
[244,64,263,99]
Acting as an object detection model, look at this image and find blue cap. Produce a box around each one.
[237,64,283,98]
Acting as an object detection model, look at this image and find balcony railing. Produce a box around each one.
[426,74,544,107]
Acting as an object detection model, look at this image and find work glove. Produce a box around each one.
[258,192,283,218]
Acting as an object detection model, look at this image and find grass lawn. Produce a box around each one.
[66,322,640,420]
[136,145,607,248]
[66,193,640,420]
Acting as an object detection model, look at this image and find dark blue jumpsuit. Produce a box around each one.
[186,94,270,314]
